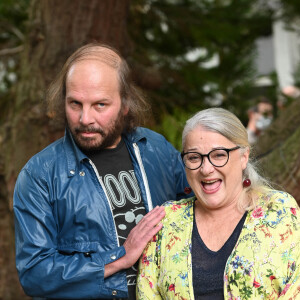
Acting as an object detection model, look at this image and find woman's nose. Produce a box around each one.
[199,156,214,174]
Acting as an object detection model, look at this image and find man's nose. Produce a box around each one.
[80,108,94,125]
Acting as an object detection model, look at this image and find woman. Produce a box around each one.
[137,108,300,299]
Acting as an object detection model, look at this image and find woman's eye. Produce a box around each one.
[188,155,200,162]
[211,150,227,160]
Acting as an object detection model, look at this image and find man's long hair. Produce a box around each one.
[46,43,151,132]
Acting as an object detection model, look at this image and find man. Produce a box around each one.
[246,98,273,144]
[13,43,192,299]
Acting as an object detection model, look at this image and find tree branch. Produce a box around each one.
[0,45,23,56]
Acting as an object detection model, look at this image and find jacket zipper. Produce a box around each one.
[133,143,153,211]
[88,159,120,247]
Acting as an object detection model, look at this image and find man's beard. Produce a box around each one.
[68,109,126,154]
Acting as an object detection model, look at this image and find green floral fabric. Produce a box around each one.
[137,190,300,299]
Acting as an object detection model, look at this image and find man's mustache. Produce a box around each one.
[75,126,105,136]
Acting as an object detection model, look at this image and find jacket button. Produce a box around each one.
[110,254,116,260]
[79,171,85,176]
[112,290,117,296]
[70,170,75,175]
[84,252,91,257]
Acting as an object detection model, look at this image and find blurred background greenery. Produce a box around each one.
[1,0,300,147]
[0,0,300,298]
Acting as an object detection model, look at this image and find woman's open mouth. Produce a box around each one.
[201,179,222,193]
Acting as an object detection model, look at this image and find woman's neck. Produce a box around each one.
[194,199,246,251]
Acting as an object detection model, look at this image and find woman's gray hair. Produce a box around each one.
[182,107,271,210]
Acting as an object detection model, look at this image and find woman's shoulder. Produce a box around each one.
[162,197,195,222]
[250,189,299,228]
[257,189,298,209]
[163,197,195,209]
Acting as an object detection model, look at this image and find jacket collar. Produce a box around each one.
[63,129,88,177]
[123,127,147,144]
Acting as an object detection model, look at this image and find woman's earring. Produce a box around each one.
[243,179,251,188]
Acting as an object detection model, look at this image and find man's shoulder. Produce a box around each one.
[23,137,65,171]
[128,127,169,143]
[126,127,177,153]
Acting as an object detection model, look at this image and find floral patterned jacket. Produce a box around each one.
[137,190,300,299]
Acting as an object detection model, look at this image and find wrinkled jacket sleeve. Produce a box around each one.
[14,168,128,299]
[136,233,162,299]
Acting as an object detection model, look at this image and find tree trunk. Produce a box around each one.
[254,99,300,205]
[0,0,130,298]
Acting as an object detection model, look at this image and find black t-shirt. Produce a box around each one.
[192,207,247,299]
[88,138,146,299]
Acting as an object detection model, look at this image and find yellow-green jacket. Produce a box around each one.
[137,190,300,299]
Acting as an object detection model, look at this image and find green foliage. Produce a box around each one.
[0,0,29,32]
[293,62,300,87]
[278,0,300,25]
[0,0,29,50]
[129,0,274,144]
[158,107,193,150]
[2,0,300,147]
[0,0,30,122]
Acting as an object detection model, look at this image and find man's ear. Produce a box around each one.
[123,104,129,116]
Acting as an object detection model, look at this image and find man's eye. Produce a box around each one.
[97,103,105,108]
[70,101,80,107]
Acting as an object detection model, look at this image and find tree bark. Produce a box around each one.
[0,0,130,298]
[254,99,300,205]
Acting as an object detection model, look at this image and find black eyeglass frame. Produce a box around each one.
[181,146,240,170]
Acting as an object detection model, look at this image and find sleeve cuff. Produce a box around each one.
[93,246,126,266]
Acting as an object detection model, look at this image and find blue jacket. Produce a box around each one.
[13,127,191,299]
